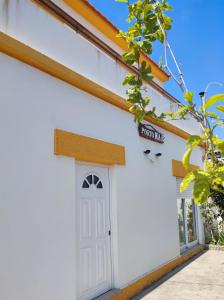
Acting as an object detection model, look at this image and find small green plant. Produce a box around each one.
[202,202,219,244]
[210,190,224,220]
[218,231,224,246]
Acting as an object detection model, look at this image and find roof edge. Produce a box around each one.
[0,31,199,144]
[63,0,169,83]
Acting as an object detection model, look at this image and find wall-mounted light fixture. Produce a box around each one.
[144,149,154,162]
[144,149,155,162]
[144,149,151,155]
[144,150,162,162]
[155,153,162,157]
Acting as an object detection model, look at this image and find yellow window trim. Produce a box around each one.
[172,159,199,178]
[0,32,198,143]
[112,245,204,300]
[54,129,125,165]
[62,0,169,82]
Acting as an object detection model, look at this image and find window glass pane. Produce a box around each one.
[97,181,103,189]
[93,175,99,185]
[82,180,89,189]
[177,199,186,247]
[186,198,196,243]
[86,175,93,185]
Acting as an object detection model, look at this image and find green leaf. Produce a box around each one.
[212,174,224,188]
[216,140,224,152]
[170,105,189,120]
[123,74,142,87]
[187,135,201,147]
[122,74,135,86]
[216,105,224,113]
[115,0,128,2]
[140,60,153,81]
[205,112,219,119]
[193,174,210,205]
[218,232,224,246]
[122,50,140,65]
[184,91,194,104]
[204,94,224,110]
[141,40,152,55]
[144,96,150,106]
[180,172,195,192]
[183,148,193,170]
[161,0,173,10]
[215,166,224,173]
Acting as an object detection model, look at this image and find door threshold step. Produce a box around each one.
[94,289,121,300]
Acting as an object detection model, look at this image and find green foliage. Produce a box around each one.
[183,148,193,171]
[180,171,195,192]
[182,170,210,205]
[193,171,210,204]
[181,165,224,205]
[117,0,173,122]
[216,105,224,113]
[203,94,224,110]
[140,61,153,81]
[187,135,202,147]
[218,232,224,245]
[165,105,191,120]
[210,190,224,219]
[184,91,194,105]
[117,0,224,204]
[182,135,202,171]
[116,0,128,3]
[202,195,224,245]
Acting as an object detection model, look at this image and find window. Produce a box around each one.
[177,198,197,249]
[177,199,186,247]
[185,198,197,243]
[82,174,103,189]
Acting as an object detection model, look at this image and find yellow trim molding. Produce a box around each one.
[54,129,125,165]
[172,159,199,178]
[63,0,169,82]
[0,32,195,143]
[112,245,204,300]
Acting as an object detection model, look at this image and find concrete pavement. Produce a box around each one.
[132,250,224,300]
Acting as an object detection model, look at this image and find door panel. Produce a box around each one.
[80,197,92,239]
[76,164,112,300]
[96,197,107,237]
[96,243,107,284]
[80,248,92,293]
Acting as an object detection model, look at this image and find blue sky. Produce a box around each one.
[89,0,224,138]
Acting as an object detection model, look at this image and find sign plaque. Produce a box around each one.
[138,123,165,144]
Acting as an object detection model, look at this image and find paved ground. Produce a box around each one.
[132,250,224,300]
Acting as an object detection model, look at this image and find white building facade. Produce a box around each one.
[0,1,204,299]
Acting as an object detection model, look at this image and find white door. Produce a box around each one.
[76,164,112,300]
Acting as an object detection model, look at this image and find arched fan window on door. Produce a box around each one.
[82,174,103,189]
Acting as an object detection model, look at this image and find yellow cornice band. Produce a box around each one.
[0,32,194,143]
[63,0,169,82]
[54,129,125,165]
[172,159,199,178]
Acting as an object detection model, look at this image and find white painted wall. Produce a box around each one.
[0,0,201,135]
[0,52,203,299]
[0,1,205,299]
